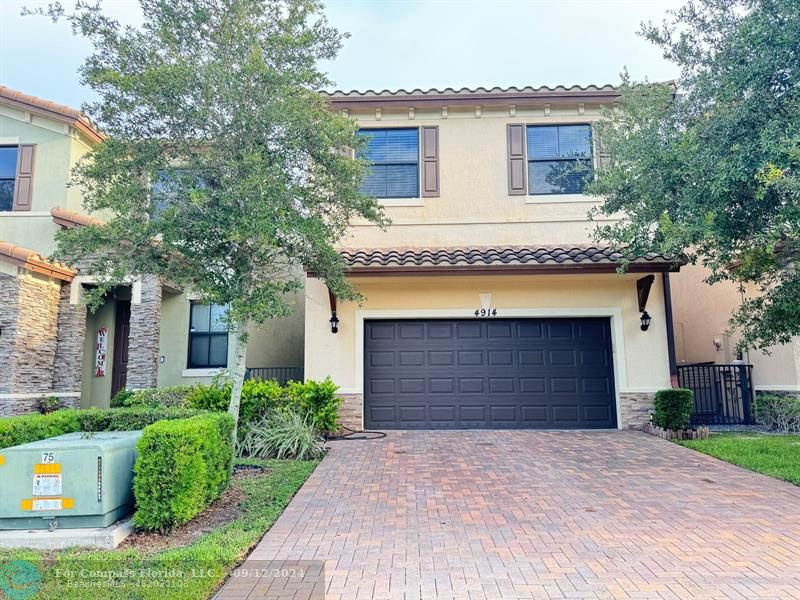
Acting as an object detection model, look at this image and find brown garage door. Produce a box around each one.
[364,318,617,429]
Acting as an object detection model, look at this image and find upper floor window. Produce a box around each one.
[0,147,19,211]
[150,168,208,219]
[188,302,228,369]
[357,128,419,198]
[527,125,593,195]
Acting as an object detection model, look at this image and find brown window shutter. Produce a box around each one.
[507,124,526,195]
[420,126,439,197]
[592,124,611,171]
[12,144,35,211]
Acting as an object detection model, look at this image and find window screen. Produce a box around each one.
[527,125,593,195]
[188,303,228,368]
[357,128,419,198]
[0,147,18,211]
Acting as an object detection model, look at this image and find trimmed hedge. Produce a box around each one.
[0,407,204,450]
[132,413,234,532]
[653,388,695,431]
[112,385,196,409]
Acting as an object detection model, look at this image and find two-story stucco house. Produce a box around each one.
[0,86,304,415]
[305,85,683,431]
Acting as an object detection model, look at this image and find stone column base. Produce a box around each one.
[619,392,656,429]
[336,394,364,431]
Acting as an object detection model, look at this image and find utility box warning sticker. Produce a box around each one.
[33,473,62,497]
[32,498,62,511]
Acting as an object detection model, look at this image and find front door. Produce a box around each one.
[111,300,131,398]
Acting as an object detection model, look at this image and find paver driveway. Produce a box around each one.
[217,431,800,599]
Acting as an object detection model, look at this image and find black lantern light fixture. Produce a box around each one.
[327,287,339,334]
[329,313,339,334]
[640,311,652,331]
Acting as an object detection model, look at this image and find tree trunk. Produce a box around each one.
[228,318,249,453]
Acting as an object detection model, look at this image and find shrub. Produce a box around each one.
[0,407,205,449]
[186,382,231,412]
[132,413,234,532]
[0,409,81,449]
[286,377,340,433]
[121,385,196,409]
[186,378,339,438]
[652,388,695,431]
[38,396,62,414]
[110,389,135,408]
[238,409,325,460]
[754,394,800,433]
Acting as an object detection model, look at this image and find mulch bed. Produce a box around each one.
[118,465,270,553]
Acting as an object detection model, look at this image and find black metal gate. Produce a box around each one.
[677,364,754,425]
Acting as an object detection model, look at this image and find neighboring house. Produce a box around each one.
[671,263,800,396]
[305,85,684,431]
[0,86,304,416]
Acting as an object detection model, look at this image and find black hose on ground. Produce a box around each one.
[325,425,387,441]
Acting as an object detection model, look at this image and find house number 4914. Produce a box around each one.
[474,308,497,318]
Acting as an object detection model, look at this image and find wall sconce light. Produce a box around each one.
[328,287,339,334]
[329,313,339,334]
[640,311,651,331]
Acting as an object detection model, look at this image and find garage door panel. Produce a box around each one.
[460,405,488,422]
[429,378,454,393]
[552,405,580,423]
[398,323,425,339]
[458,378,484,393]
[457,350,484,366]
[456,322,482,338]
[398,378,425,394]
[489,378,515,393]
[364,318,616,429]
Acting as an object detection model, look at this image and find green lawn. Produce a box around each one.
[0,459,318,600]
[680,433,800,486]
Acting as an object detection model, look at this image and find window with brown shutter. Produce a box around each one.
[0,144,35,212]
[507,124,526,195]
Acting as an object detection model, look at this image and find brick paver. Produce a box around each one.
[216,431,800,599]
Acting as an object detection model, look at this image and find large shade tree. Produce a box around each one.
[589,0,800,351]
[38,0,387,440]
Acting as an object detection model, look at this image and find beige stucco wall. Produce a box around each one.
[81,297,116,408]
[0,110,93,257]
[305,273,672,408]
[157,287,306,387]
[671,263,800,390]
[345,104,613,250]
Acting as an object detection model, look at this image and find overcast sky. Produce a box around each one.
[1,0,684,110]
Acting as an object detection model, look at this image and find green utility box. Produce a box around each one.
[0,431,142,529]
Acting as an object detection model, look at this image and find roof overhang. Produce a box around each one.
[0,241,75,282]
[0,86,104,144]
[51,207,105,229]
[310,246,685,278]
[324,84,622,111]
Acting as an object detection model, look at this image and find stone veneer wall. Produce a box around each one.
[52,282,85,394]
[337,394,364,431]
[126,275,162,389]
[0,274,22,396]
[0,273,80,416]
[619,392,656,429]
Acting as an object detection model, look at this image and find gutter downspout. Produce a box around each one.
[662,272,679,388]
